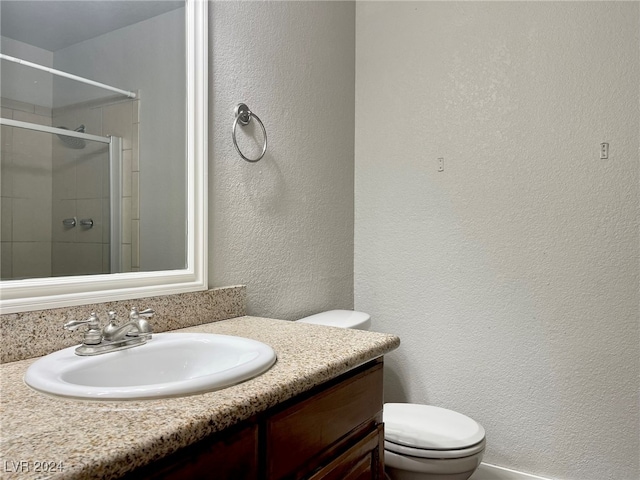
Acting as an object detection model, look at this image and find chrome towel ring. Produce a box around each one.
[232,103,267,163]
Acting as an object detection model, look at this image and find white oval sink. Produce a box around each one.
[24,333,277,400]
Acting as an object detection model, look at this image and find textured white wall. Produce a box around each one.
[355,3,639,480]
[209,2,355,319]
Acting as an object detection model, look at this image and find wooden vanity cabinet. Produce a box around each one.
[127,359,385,480]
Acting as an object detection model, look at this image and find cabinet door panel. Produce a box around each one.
[266,363,383,479]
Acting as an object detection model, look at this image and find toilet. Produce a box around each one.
[297,310,485,480]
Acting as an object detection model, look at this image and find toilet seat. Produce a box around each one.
[385,438,485,460]
[383,403,485,459]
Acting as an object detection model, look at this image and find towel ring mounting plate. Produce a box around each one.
[232,103,267,162]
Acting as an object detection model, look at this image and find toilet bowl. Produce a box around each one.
[297,310,486,480]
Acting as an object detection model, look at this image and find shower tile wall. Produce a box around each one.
[52,97,140,274]
[0,98,53,279]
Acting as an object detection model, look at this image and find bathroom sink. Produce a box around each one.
[24,333,277,400]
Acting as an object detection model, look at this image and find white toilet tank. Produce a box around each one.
[297,309,371,331]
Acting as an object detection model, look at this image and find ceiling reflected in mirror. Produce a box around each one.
[1,1,184,50]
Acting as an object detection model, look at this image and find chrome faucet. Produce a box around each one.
[64,308,154,356]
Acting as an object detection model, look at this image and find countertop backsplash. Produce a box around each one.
[0,286,246,364]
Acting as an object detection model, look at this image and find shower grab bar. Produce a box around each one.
[0,118,110,144]
[0,53,137,99]
[232,103,267,163]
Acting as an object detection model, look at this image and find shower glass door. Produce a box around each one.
[0,118,122,280]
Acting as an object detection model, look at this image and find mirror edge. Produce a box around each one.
[0,0,208,315]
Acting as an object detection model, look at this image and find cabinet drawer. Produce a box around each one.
[266,362,383,479]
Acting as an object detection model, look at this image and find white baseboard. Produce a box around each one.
[469,463,558,480]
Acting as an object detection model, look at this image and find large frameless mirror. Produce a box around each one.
[0,0,207,314]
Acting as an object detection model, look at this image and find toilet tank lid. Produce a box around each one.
[383,403,485,450]
[297,310,370,329]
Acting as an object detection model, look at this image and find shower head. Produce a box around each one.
[56,124,86,149]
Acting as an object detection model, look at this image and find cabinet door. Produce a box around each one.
[308,425,385,480]
[266,362,384,479]
[125,423,259,480]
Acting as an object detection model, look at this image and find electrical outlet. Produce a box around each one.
[600,142,609,159]
[438,157,444,172]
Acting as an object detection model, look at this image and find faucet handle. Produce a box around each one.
[128,307,153,339]
[64,312,100,331]
[139,308,155,318]
[64,313,102,345]
[130,307,155,320]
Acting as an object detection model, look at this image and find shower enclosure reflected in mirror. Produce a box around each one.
[1,0,186,281]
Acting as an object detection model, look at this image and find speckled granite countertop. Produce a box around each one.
[0,316,400,480]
